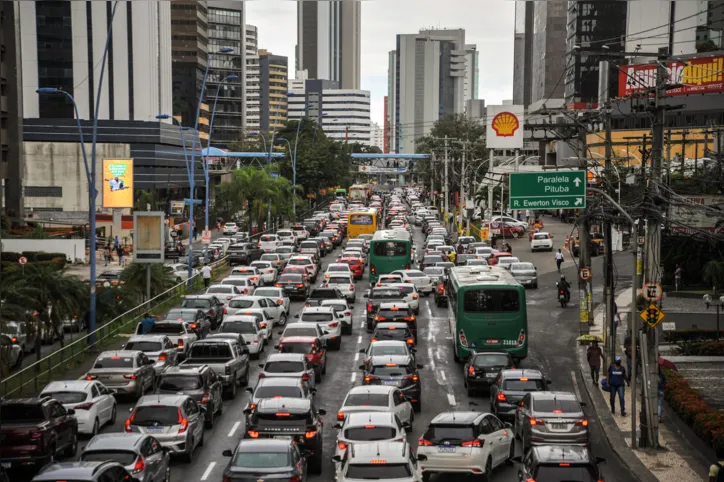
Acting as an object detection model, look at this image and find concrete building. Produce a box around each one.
[512,1,533,106]
[297,0,361,89]
[207,1,246,145]
[171,0,209,138]
[530,0,567,105]
[465,99,486,122]
[388,29,472,153]
[1,1,23,218]
[259,50,288,132]
[245,24,260,132]
[370,122,384,151]
[464,44,479,102]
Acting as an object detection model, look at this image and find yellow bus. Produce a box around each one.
[347,211,377,239]
[349,184,368,203]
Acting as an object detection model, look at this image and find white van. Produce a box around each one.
[299,240,320,256]
[258,234,281,252]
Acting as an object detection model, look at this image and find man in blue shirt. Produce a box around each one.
[607,356,630,416]
[140,313,156,335]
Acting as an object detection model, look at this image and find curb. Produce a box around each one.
[577,345,659,482]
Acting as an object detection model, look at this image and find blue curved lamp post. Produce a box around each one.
[276,137,294,219]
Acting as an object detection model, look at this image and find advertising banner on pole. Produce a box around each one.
[103,159,134,208]
[486,105,524,149]
[618,56,724,97]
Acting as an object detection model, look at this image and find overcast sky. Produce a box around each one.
[246,0,515,125]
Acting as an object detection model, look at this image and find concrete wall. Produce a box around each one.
[1,238,86,262]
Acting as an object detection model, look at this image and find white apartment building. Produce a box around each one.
[370,121,384,151]
[245,24,260,131]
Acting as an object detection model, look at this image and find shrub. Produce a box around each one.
[0,251,20,262]
[664,329,721,343]
[663,369,724,455]
[676,341,724,356]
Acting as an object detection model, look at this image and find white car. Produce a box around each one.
[230,266,264,287]
[417,411,514,479]
[276,229,297,245]
[337,385,413,427]
[334,441,423,481]
[258,234,281,252]
[2,321,32,354]
[165,263,199,283]
[219,315,266,358]
[530,231,554,251]
[226,296,288,326]
[376,274,404,287]
[40,380,116,436]
[391,269,434,295]
[320,299,353,335]
[473,246,497,259]
[250,261,278,285]
[323,273,356,302]
[388,283,420,314]
[233,307,278,339]
[497,256,520,269]
[299,240,320,257]
[260,253,287,271]
[292,226,309,241]
[491,215,528,230]
[206,284,244,307]
[208,242,226,257]
[325,263,352,279]
[333,411,409,462]
[223,222,239,235]
[297,306,343,350]
[253,286,291,315]
[287,256,318,281]
[220,276,256,296]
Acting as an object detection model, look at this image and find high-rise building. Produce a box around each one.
[530,0,567,105]
[259,50,288,132]
[297,0,361,89]
[1,1,23,218]
[207,1,246,145]
[464,45,479,102]
[383,96,390,153]
[171,0,209,138]
[245,24,260,132]
[565,2,627,109]
[370,122,384,151]
[388,29,471,153]
[512,1,533,106]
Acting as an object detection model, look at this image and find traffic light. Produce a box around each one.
[646,307,658,325]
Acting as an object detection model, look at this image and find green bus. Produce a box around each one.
[334,188,347,200]
[447,265,528,362]
[368,230,413,283]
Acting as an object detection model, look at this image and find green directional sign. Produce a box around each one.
[509,171,587,210]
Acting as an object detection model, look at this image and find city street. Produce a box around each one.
[13,216,637,482]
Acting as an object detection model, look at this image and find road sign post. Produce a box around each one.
[18,256,27,276]
[509,171,587,210]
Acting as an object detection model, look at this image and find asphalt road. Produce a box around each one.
[14,216,637,482]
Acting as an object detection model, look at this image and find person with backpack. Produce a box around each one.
[607,356,630,416]
[709,447,724,482]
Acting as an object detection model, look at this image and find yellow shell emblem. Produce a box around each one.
[492,112,520,137]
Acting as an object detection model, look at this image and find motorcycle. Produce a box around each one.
[556,282,570,307]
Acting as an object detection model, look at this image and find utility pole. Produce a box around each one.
[444,136,450,229]
[578,122,592,335]
[430,152,436,207]
[460,141,466,236]
[602,71,616,365]
[488,149,495,220]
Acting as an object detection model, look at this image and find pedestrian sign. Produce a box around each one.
[579,268,592,281]
[201,230,212,245]
[642,282,663,302]
[639,303,665,328]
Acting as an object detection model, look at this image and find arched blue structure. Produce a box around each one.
[351,153,429,183]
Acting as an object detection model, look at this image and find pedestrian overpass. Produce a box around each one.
[351,153,430,184]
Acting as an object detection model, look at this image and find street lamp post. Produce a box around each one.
[291,104,316,218]
[276,137,294,222]
[703,294,724,341]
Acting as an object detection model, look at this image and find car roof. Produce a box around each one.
[265,353,307,362]
[347,385,395,395]
[127,335,168,343]
[257,377,303,387]
[529,391,579,402]
[532,445,592,463]
[302,306,336,313]
[501,368,544,379]
[222,315,259,323]
[349,441,409,463]
[369,340,408,347]
[279,336,317,344]
[136,394,189,407]
[344,411,398,426]
[369,354,412,365]
[42,380,93,392]
[430,411,482,425]
[184,294,215,300]
[34,462,122,480]
[84,433,146,451]
[97,350,141,358]
[235,438,295,452]
[256,397,311,413]
[161,366,206,375]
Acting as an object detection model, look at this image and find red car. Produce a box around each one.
[488,252,513,266]
[490,221,525,239]
[339,257,364,279]
[276,336,327,382]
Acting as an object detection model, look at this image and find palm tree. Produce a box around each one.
[703,260,724,293]
[120,263,176,302]
[233,167,276,234]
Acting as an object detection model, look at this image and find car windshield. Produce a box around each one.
[158,376,202,391]
[182,299,211,309]
[371,289,401,299]
[253,413,310,426]
[207,287,233,294]
[327,266,348,272]
[377,309,410,319]
[264,361,305,373]
[370,345,408,357]
[423,268,443,276]
[82,450,138,465]
[229,299,254,309]
[534,234,550,240]
[473,354,511,367]
[512,263,535,271]
[503,379,546,391]
[255,289,280,297]
[277,247,294,253]
[534,399,582,413]
[41,391,87,404]
[300,312,334,322]
[373,329,410,341]
[222,279,249,287]
[260,236,277,242]
[283,327,317,337]
[288,259,309,266]
[255,386,302,399]
[424,425,475,445]
[344,393,389,407]
[534,466,598,481]
[149,324,184,335]
[463,289,520,312]
[232,451,290,468]
[94,356,134,369]
[261,255,279,262]
[346,464,412,478]
[252,263,271,269]
[370,365,412,377]
[424,255,444,263]
[280,343,313,355]
[132,406,180,426]
[220,322,255,334]
[327,277,350,285]
[125,341,163,352]
[344,426,397,441]
[3,324,20,335]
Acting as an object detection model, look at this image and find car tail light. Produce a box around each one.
[468,366,475,376]
[329,322,339,328]
[124,374,138,380]
[517,329,526,347]
[177,409,189,433]
[297,283,305,288]
[223,307,228,315]
[178,339,184,347]
[364,375,378,382]
[367,302,373,312]
[404,375,418,382]
[412,294,418,299]
[350,284,355,290]
[74,401,95,410]
[418,437,433,446]
[301,372,311,382]
[337,441,348,451]
[85,375,97,380]
[404,316,415,321]
[576,419,589,427]
[497,392,507,402]
[125,410,135,433]
[201,393,211,404]
[133,455,145,474]
[260,322,267,329]
[371,264,376,274]
[530,418,544,426]
[10,337,17,343]
[30,431,44,440]
[258,373,266,379]
[277,299,283,305]
[337,411,345,421]
[289,476,301,482]
[461,439,483,447]
[459,329,469,348]
[406,338,415,345]
[158,353,167,361]
[305,430,317,439]
[344,311,351,316]
[248,430,259,438]
[258,242,262,247]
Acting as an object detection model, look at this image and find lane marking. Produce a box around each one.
[435,348,442,361]
[426,300,433,319]
[440,371,447,381]
[354,352,360,361]
[447,394,456,406]
[357,335,362,344]
[228,421,240,437]
[571,371,582,401]
[351,372,357,383]
[200,461,216,481]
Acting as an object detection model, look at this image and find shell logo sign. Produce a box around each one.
[486,105,524,149]
[491,112,520,137]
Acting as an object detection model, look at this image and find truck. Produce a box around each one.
[179,339,249,398]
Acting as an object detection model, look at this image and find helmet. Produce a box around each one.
[615,356,622,362]
[560,275,566,280]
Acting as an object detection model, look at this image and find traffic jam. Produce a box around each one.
[1,187,608,482]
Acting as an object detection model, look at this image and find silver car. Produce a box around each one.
[81,433,171,482]
[125,394,205,463]
[123,335,179,375]
[0,334,23,369]
[258,353,316,391]
[509,262,538,289]
[515,391,590,449]
[85,350,156,399]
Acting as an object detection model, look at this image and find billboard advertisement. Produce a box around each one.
[102,159,134,208]
[486,105,524,149]
[358,165,408,174]
[618,56,724,97]
[133,212,165,263]
[669,195,724,234]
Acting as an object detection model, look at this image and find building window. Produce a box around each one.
[36,0,74,119]
[24,186,63,197]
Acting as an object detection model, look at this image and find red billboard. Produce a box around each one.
[383,96,389,153]
[618,56,724,97]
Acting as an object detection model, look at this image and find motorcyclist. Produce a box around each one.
[556,275,571,302]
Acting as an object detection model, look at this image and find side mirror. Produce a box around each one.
[258,363,265,368]
[144,359,154,365]
[416,364,424,369]
[244,387,253,394]
[547,379,552,384]
[363,293,369,298]
[294,314,300,318]
[199,405,208,413]
[318,408,327,415]
[120,344,126,349]
[404,396,412,402]
[243,407,251,415]
[402,421,411,428]
[301,449,312,458]
[504,422,512,428]
[67,409,76,415]
[358,349,365,354]
[417,454,427,462]
[277,331,284,336]
[511,456,522,463]
[519,401,525,407]
[222,449,233,457]
[274,345,280,350]
[579,402,587,408]
[310,388,317,393]
[358,364,366,370]
[333,423,342,429]
[128,407,135,413]
[246,341,251,345]
[331,455,342,463]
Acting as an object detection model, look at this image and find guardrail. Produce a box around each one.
[0,255,229,399]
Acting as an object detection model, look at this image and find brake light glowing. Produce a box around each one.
[123,374,137,380]
[276,412,291,417]
[576,419,589,426]
[370,460,387,464]
[177,409,189,433]
[301,372,311,382]
[519,378,529,382]
[178,339,184,347]
[305,430,317,439]
[497,392,507,402]
[385,363,397,367]
[461,439,483,447]
[248,430,259,438]
[418,437,433,446]
[553,410,563,413]
[86,375,97,380]
[337,412,345,421]
[406,338,415,345]
[133,455,145,474]
[364,375,378,382]
[459,329,469,348]
[530,418,543,426]
[367,302,373,312]
[201,393,211,404]
[337,441,347,450]
[405,375,419,382]
[10,337,17,343]
[468,366,475,376]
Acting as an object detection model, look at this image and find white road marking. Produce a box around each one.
[426,301,433,318]
[571,371,582,401]
[357,335,362,344]
[351,372,357,383]
[354,352,360,361]
[200,462,216,480]
[447,393,456,406]
[228,421,240,437]
[435,348,442,361]
[440,371,447,381]
[361,321,365,328]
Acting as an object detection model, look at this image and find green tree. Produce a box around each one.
[120,263,176,302]
[703,260,724,293]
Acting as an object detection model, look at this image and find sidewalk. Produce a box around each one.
[577,291,710,482]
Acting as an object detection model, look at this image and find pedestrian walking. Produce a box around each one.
[103,246,111,266]
[116,245,124,266]
[201,263,212,289]
[193,226,199,241]
[607,356,630,416]
[505,242,513,254]
[709,447,724,482]
[587,341,606,385]
[555,249,565,272]
[675,264,682,291]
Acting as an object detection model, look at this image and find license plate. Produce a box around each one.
[274,436,292,440]
[1,462,10,469]
[438,446,456,453]
[550,423,566,430]
[486,339,499,344]
[146,427,163,431]
[383,379,398,385]
[486,373,497,378]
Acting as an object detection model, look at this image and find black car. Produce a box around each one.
[374,303,417,341]
[164,308,210,338]
[302,220,320,237]
[227,242,263,266]
[222,439,310,482]
[155,365,224,428]
[305,287,345,307]
[243,398,326,474]
[490,369,551,422]
[515,445,606,482]
[181,294,224,330]
[359,354,423,412]
[463,351,515,396]
[364,287,405,329]
[276,273,310,300]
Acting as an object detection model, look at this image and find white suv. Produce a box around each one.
[324,273,356,302]
[388,283,420,314]
[320,299,353,335]
[333,440,424,481]
[276,229,297,245]
[258,234,281,252]
[223,222,239,235]
[298,306,343,350]
[333,411,408,463]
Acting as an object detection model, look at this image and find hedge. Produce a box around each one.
[663,368,724,454]
[676,341,724,356]
[0,251,68,263]
[0,259,66,274]
[663,329,722,343]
